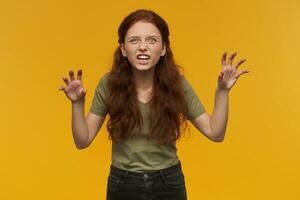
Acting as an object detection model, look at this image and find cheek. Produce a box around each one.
[125,46,137,57]
[152,46,164,58]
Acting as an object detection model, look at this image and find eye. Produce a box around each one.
[129,39,138,44]
[148,38,157,44]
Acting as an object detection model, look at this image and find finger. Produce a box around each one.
[62,77,70,86]
[221,52,227,66]
[80,88,87,95]
[228,52,237,66]
[234,70,250,79]
[234,59,246,69]
[218,72,222,78]
[69,70,75,81]
[58,86,66,92]
[77,69,82,81]
[218,72,224,81]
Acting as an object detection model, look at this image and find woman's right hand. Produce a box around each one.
[59,69,87,103]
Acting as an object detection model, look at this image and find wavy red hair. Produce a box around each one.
[106,9,189,145]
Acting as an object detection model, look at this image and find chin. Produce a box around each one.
[133,64,155,71]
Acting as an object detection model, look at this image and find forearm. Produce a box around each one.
[210,87,229,141]
[71,99,89,149]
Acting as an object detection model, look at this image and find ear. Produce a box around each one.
[120,43,127,57]
[161,42,166,56]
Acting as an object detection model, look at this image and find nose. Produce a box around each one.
[138,41,148,51]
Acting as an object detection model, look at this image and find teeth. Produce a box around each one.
[137,55,150,59]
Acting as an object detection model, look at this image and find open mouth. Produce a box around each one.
[136,54,150,60]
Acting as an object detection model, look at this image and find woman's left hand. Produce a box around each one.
[217,52,250,91]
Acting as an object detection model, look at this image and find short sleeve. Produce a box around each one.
[181,76,206,121]
[89,73,109,117]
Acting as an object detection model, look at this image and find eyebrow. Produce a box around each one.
[127,35,160,40]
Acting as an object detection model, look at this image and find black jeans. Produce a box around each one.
[106,160,187,200]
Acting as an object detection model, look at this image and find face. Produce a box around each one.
[120,21,166,71]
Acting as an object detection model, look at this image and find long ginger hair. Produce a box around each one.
[106,9,189,145]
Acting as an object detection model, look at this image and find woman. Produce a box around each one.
[59,9,249,200]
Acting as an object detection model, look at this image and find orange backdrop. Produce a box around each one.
[1,0,299,199]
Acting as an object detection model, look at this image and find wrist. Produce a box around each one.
[216,86,229,93]
[72,98,85,106]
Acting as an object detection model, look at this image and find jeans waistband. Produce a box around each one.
[109,160,182,180]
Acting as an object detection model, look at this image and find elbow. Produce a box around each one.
[73,133,91,150]
[212,137,224,142]
[76,145,87,150]
[210,132,225,143]
[76,144,89,150]
[208,119,225,143]
[75,141,90,150]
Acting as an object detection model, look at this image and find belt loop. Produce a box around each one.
[143,173,148,181]
[159,169,165,182]
[123,170,129,183]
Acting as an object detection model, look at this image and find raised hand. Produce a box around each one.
[59,69,87,103]
[217,52,250,91]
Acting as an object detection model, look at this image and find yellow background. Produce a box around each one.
[1,0,299,199]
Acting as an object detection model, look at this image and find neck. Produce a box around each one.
[132,67,155,91]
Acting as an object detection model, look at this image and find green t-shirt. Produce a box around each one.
[89,72,206,172]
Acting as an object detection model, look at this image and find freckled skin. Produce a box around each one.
[120,21,166,71]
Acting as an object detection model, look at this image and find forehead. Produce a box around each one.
[126,21,161,38]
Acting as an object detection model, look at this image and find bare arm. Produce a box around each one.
[191,52,249,142]
[71,100,106,149]
[191,87,228,142]
[86,112,106,147]
[59,69,106,149]
[210,87,228,141]
[71,100,88,148]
